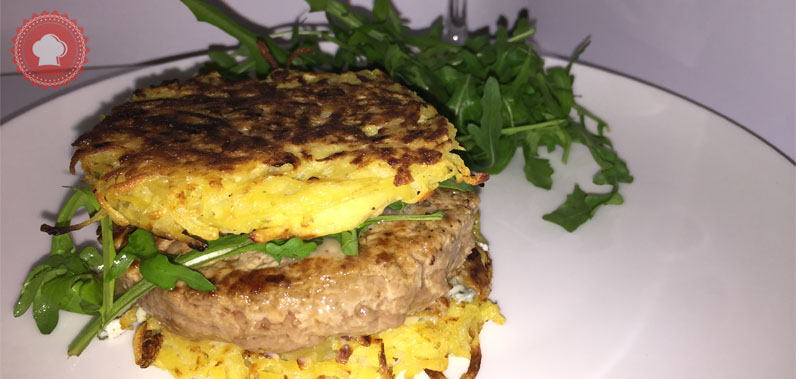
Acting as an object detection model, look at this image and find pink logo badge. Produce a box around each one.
[11,11,88,89]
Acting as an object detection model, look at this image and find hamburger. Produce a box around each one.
[66,68,502,378]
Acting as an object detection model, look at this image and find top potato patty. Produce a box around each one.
[71,70,478,245]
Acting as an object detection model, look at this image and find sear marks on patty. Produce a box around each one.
[71,69,452,185]
[120,189,479,353]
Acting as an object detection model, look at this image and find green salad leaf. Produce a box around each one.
[139,254,216,291]
[542,184,624,231]
[387,200,408,211]
[328,229,359,256]
[13,188,104,334]
[245,237,322,263]
[105,228,158,282]
[438,177,474,192]
[181,0,272,75]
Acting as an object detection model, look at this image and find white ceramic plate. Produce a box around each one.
[1,57,794,379]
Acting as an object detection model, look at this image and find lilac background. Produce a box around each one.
[1,0,794,160]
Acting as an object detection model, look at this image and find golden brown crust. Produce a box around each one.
[71,69,480,245]
[458,247,493,301]
[71,70,452,186]
[461,337,483,379]
[133,321,164,369]
[377,341,393,379]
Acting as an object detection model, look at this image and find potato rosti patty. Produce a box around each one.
[71,70,480,245]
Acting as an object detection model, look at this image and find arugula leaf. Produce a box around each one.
[106,228,158,282]
[181,0,271,75]
[139,255,215,292]
[33,270,65,334]
[484,136,519,175]
[542,185,624,231]
[373,0,389,21]
[13,266,50,317]
[107,227,217,292]
[388,200,407,210]
[567,37,591,73]
[567,116,633,186]
[14,188,104,334]
[246,237,320,263]
[466,77,503,171]
[329,230,359,256]
[442,71,480,131]
[522,142,554,189]
[438,177,474,192]
[266,238,319,260]
[79,247,103,271]
[59,274,102,314]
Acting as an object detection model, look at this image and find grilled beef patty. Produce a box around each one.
[121,188,479,353]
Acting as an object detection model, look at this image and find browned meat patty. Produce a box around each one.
[121,188,479,353]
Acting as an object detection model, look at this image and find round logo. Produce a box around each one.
[11,11,88,89]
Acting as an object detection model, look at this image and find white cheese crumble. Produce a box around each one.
[445,284,476,303]
[476,241,489,252]
[98,319,124,340]
[98,307,149,340]
[135,306,148,322]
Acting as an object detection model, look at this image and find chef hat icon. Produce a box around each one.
[32,34,68,66]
